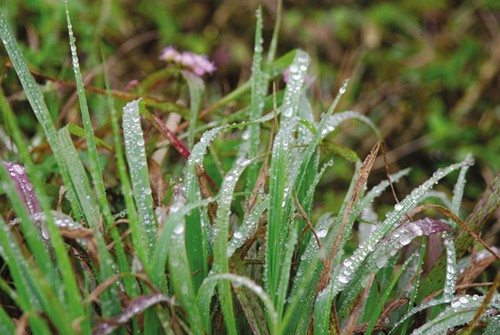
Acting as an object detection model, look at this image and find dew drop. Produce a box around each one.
[174,224,184,235]
[400,235,411,246]
[283,107,293,117]
[316,228,327,238]
[376,256,388,269]
[338,274,349,284]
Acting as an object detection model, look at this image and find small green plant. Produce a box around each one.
[0,3,498,335]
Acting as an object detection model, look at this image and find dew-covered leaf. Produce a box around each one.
[122,99,157,260]
[365,254,416,335]
[330,156,475,297]
[280,49,310,120]
[57,127,100,228]
[168,217,204,333]
[151,195,215,288]
[246,6,265,189]
[182,70,205,149]
[227,196,268,257]
[336,218,454,320]
[184,125,226,287]
[212,157,252,333]
[2,161,41,216]
[266,116,299,306]
[410,294,499,335]
[198,273,278,334]
[320,110,380,140]
[93,294,170,335]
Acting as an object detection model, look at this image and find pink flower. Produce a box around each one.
[160,46,217,76]
[159,46,180,62]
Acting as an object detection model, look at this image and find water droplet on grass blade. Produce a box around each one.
[317,228,327,238]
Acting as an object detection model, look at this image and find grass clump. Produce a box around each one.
[0,3,498,335]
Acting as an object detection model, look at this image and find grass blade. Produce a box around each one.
[246,6,265,190]
[168,217,204,334]
[57,127,100,227]
[182,70,205,149]
[266,117,299,305]
[411,295,499,335]
[330,156,475,298]
[0,12,82,219]
[365,253,416,335]
[213,157,252,334]
[122,99,157,263]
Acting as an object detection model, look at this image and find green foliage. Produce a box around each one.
[0,2,498,335]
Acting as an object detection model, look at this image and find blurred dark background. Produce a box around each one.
[1,0,499,243]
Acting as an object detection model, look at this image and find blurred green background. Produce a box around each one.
[1,0,499,241]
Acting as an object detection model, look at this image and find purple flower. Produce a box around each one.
[160,46,217,76]
[159,46,180,62]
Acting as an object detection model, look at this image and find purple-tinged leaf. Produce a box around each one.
[415,218,453,235]
[93,294,169,335]
[2,161,41,215]
[372,218,453,269]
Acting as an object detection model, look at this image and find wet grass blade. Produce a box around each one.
[93,294,170,335]
[410,294,499,334]
[400,241,426,335]
[418,168,498,303]
[330,156,475,298]
[168,218,204,334]
[212,157,252,334]
[182,70,205,149]
[122,99,157,264]
[365,253,416,335]
[0,212,73,334]
[57,127,100,227]
[101,50,140,298]
[246,6,265,190]
[58,126,125,317]
[0,12,82,219]
[184,126,226,288]
[266,117,299,305]
[0,32,88,331]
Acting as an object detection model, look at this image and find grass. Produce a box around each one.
[1,2,499,334]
